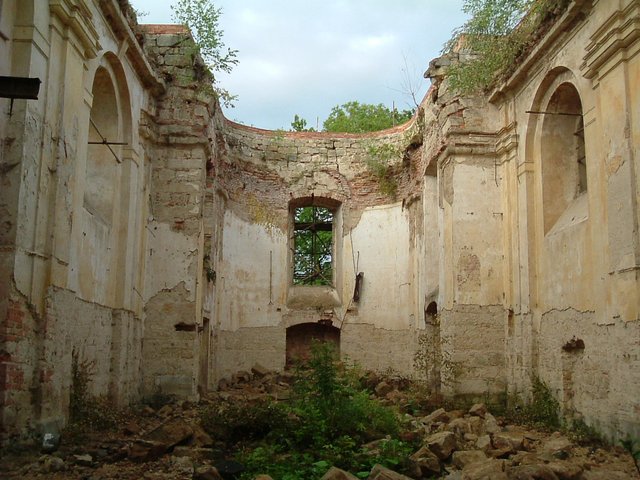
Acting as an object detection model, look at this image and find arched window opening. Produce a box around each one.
[292,204,335,286]
[85,66,119,223]
[285,322,340,367]
[541,83,586,233]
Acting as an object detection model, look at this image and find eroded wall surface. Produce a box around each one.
[0,1,214,441]
[487,0,640,439]
[208,119,430,380]
[140,25,215,399]
[416,0,639,438]
[0,0,160,440]
[1,0,638,445]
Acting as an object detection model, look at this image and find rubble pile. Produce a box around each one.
[0,366,637,479]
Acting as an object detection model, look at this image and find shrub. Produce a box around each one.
[230,342,407,479]
[503,377,560,429]
[65,352,126,437]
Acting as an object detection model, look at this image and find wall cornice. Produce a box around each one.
[580,0,640,79]
[98,0,165,96]
[49,0,101,59]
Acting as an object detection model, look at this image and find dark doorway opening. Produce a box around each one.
[285,322,340,367]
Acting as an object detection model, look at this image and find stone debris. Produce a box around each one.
[426,430,457,460]
[320,466,360,480]
[368,464,415,479]
[193,464,224,479]
[0,374,638,480]
[409,445,442,476]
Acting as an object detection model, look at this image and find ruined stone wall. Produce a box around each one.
[1,0,638,447]
[414,0,639,439]
[415,53,509,403]
[140,25,217,398]
[210,119,428,380]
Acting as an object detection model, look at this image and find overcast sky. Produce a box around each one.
[129,1,467,130]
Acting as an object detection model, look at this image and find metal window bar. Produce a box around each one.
[293,206,333,285]
[88,118,123,164]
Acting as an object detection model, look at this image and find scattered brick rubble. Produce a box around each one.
[0,367,637,479]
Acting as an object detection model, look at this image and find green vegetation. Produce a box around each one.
[365,143,401,198]
[503,377,561,429]
[200,342,414,479]
[291,102,413,134]
[66,352,127,437]
[621,438,640,475]
[290,114,315,132]
[444,0,569,93]
[323,102,413,133]
[171,0,238,106]
[293,206,333,285]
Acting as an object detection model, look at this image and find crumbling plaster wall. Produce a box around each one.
[415,0,639,438]
[488,0,640,439]
[210,119,428,380]
[1,0,638,446]
[0,0,164,441]
[140,25,217,398]
[417,53,509,402]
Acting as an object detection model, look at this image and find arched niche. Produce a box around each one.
[526,68,587,235]
[285,322,340,367]
[540,83,586,233]
[85,64,120,223]
[78,53,134,306]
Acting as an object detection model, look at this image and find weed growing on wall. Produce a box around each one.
[66,352,127,437]
[69,351,94,424]
[621,438,640,475]
[504,376,561,429]
[365,143,401,198]
[172,0,238,106]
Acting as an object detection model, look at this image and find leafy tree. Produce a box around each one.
[445,0,568,93]
[291,114,315,132]
[293,206,332,285]
[323,101,413,133]
[171,0,239,106]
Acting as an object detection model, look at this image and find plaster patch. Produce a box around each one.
[144,221,198,301]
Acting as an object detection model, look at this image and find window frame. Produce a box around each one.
[292,204,335,286]
[286,197,343,309]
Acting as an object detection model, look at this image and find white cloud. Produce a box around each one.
[348,33,396,52]
[129,0,468,129]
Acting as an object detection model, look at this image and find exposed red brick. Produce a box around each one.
[140,24,189,35]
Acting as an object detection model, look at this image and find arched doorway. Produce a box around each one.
[285,322,340,367]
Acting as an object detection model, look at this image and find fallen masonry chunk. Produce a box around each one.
[251,363,270,378]
[409,446,441,476]
[319,466,359,480]
[427,430,457,460]
[368,464,414,480]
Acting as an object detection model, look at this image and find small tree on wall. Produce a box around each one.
[323,101,413,133]
[172,0,239,106]
[444,0,570,93]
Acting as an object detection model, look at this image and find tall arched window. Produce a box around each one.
[290,197,340,287]
[292,205,334,285]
